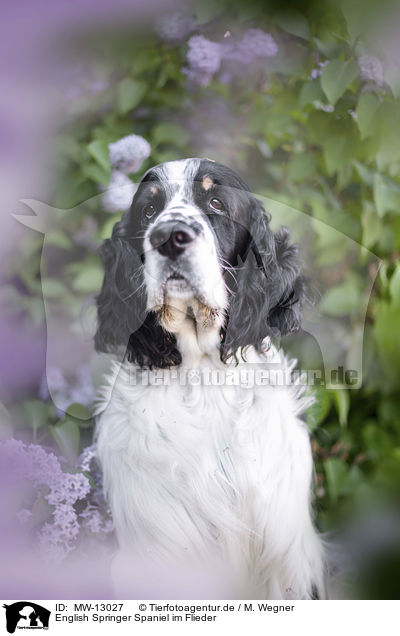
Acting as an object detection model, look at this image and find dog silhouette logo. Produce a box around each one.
[3,602,50,633]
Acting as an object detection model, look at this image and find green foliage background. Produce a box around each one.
[3,0,400,595]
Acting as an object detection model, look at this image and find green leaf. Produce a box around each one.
[87,140,110,172]
[361,205,382,248]
[324,458,348,502]
[81,162,111,185]
[50,419,80,466]
[353,160,373,186]
[323,133,357,176]
[341,0,377,43]
[45,230,73,250]
[319,279,361,316]
[23,401,49,434]
[41,278,69,299]
[375,103,400,169]
[65,403,92,422]
[373,174,400,217]
[152,122,190,148]
[71,264,103,293]
[288,153,316,181]
[275,10,309,40]
[332,389,350,427]
[321,60,359,106]
[355,93,380,140]
[306,389,332,430]
[384,62,400,99]
[299,80,325,108]
[374,301,400,387]
[116,78,146,115]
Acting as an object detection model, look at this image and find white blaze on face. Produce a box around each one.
[143,159,227,315]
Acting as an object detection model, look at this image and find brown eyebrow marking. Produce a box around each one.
[202,176,214,191]
[150,185,159,195]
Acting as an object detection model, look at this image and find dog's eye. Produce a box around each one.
[209,198,225,212]
[143,204,156,219]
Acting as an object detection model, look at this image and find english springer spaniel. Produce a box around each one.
[94,158,325,599]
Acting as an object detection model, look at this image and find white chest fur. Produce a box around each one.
[95,345,325,599]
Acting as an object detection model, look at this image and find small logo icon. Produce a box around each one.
[2,602,51,633]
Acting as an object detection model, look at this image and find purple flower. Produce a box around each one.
[69,365,96,407]
[38,364,96,414]
[155,12,196,42]
[79,505,114,534]
[108,134,151,174]
[46,472,90,507]
[222,29,278,65]
[358,55,384,87]
[0,439,114,563]
[38,367,67,402]
[309,60,328,79]
[101,170,136,213]
[185,35,223,86]
[77,443,96,473]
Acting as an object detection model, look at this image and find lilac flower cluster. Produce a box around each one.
[0,439,89,561]
[185,35,223,87]
[155,11,196,42]
[101,171,137,213]
[358,55,384,87]
[76,444,114,537]
[108,134,150,174]
[222,28,278,64]
[184,29,278,86]
[309,60,329,79]
[101,133,150,213]
[39,364,95,416]
[0,439,113,563]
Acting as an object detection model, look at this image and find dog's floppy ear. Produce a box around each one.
[94,211,146,354]
[94,210,181,368]
[221,199,306,360]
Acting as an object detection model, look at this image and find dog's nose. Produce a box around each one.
[149,221,196,260]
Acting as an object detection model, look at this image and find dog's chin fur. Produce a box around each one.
[94,158,326,599]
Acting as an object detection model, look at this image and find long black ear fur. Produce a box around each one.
[94,214,180,368]
[220,201,306,361]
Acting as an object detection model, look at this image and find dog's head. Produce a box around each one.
[95,158,305,367]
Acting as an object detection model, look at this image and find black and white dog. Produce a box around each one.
[95,158,325,599]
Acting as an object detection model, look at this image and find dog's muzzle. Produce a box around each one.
[149,220,198,260]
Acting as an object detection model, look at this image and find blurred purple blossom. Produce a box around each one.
[77,442,96,472]
[223,29,278,64]
[0,438,113,563]
[155,11,196,42]
[39,367,67,402]
[80,505,114,534]
[108,133,150,174]
[38,364,95,415]
[358,55,384,87]
[309,60,329,79]
[185,35,223,86]
[184,29,278,86]
[46,472,90,507]
[102,170,136,213]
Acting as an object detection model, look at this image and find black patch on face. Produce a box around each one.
[124,171,167,249]
[193,160,251,266]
